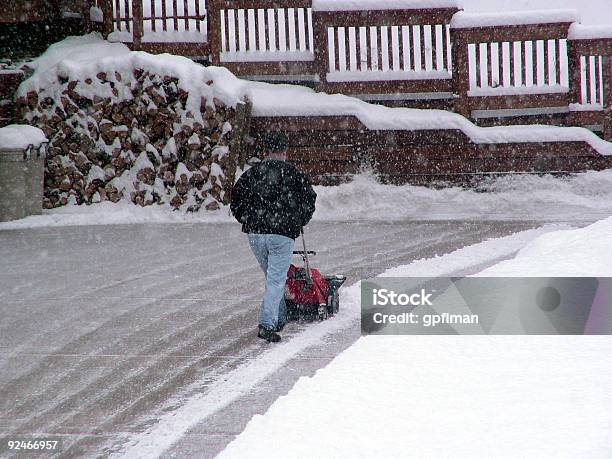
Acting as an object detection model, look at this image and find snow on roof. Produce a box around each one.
[451,9,579,29]
[0,124,47,150]
[312,0,461,12]
[568,23,612,40]
[19,34,250,117]
[247,81,612,156]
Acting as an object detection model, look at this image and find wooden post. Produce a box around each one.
[567,40,581,104]
[208,0,222,65]
[99,0,114,38]
[313,11,329,92]
[132,0,143,50]
[227,100,253,192]
[451,29,470,117]
[603,55,612,141]
[474,42,481,88]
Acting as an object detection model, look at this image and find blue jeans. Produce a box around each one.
[248,234,294,330]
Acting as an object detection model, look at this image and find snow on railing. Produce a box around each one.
[450,9,579,29]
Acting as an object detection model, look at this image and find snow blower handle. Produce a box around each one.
[300,228,313,286]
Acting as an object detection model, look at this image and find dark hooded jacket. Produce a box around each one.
[230,159,317,239]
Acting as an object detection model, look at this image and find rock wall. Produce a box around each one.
[17,63,250,211]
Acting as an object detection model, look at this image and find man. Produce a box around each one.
[230,132,317,343]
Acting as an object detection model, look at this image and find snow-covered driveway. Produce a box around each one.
[0,221,547,456]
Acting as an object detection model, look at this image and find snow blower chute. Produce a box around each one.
[285,229,347,321]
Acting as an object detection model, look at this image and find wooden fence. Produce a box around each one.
[451,17,574,119]
[98,0,209,56]
[313,7,458,103]
[250,115,612,185]
[93,0,612,139]
[207,0,316,79]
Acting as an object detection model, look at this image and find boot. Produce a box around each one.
[258,325,281,343]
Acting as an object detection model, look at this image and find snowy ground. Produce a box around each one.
[2,170,612,230]
[0,219,550,457]
[219,218,612,459]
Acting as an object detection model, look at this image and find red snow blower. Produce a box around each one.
[285,229,347,321]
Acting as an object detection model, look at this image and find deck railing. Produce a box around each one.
[207,0,316,79]
[567,26,612,138]
[450,10,577,119]
[93,0,612,138]
[99,0,209,55]
[312,6,458,101]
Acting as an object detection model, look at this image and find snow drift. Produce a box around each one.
[219,217,612,459]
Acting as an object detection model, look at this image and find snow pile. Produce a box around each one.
[220,335,612,459]
[0,124,46,150]
[247,82,612,155]
[451,9,579,28]
[219,218,612,459]
[17,34,249,211]
[313,170,612,222]
[478,216,612,276]
[312,0,461,11]
[3,169,612,229]
[568,23,612,40]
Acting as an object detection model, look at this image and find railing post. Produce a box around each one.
[132,0,143,50]
[207,0,221,65]
[603,56,612,141]
[98,0,113,38]
[451,29,470,118]
[313,11,329,93]
[567,40,582,106]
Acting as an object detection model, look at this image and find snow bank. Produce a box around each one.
[478,217,612,276]
[3,169,612,230]
[0,124,46,150]
[219,218,612,459]
[451,9,579,28]
[248,81,612,155]
[312,0,461,11]
[220,335,612,459]
[314,170,612,222]
[568,23,612,40]
[3,169,612,229]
